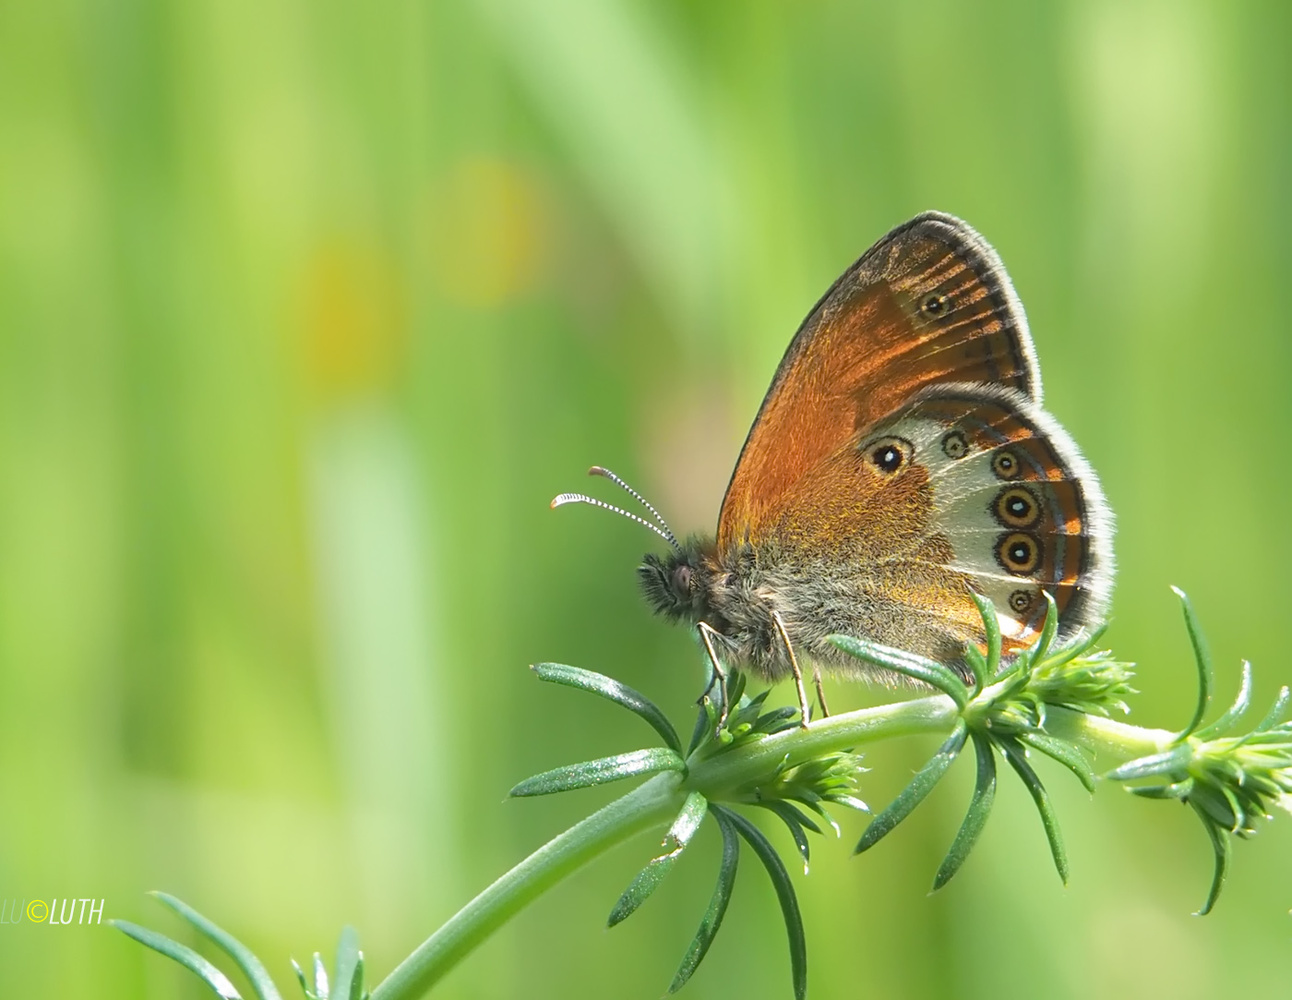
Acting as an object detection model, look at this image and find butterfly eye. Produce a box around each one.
[672,564,693,596]
[920,293,949,318]
[865,437,911,475]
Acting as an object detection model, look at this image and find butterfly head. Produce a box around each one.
[638,539,713,624]
[553,466,714,624]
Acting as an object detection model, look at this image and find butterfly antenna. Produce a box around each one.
[586,466,682,550]
[550,493,682,551]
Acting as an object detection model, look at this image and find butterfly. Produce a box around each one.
[555,211,1113,723]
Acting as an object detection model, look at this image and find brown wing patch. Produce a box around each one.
[719,212,1039,551]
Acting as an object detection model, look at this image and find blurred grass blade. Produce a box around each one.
[608,791,708,927]
[717,806,807,1000]
[998,738,1069,884]
[932,732,997,891]
[668,806,740,994]
[1019,733,1096,793]
[828,635,969,707]
[532,663,682,752]
[856,721,968,854]
[112,920,243,999]
[967,591,1001,684]
[150,892,282,1000]
[510,747,684,797]
[1171,587,1213,738]
[759,801,812,872]
[1196,660,1253,740]
[332,926,363,1000]
[1193,805,1232,915]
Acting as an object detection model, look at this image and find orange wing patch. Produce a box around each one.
[719,212,1039,552]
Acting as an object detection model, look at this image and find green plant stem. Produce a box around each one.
[686,695,961,798]
[1042,706,1175,761]
[370,772,687,1000]
[369,696,1179,1000]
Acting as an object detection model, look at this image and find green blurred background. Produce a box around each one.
[2,0,1291,996]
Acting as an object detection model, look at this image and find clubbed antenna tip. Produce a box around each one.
[551,466,681,553]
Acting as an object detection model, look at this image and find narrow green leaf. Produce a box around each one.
[1034,622,1109,670]
[1192,805,1231,915]
[932,732,998,891]
[150,893,282,1000]
[1196,660,1253,740]
[828,635,969,708]
[312,953,329,999]
[1188,784,1238,831]
[1127,779,1193,799]
[608,792,708,927]
[668,808,739,994]
[1032,591,1060,668]
[1171,587,1213,738]
[773,800,823,836]
[290,960,310,998]
[1255,685,1291,732]
[688,702,713,756]
[998,738,1069,884]
[332,927,362,1000]
[112,920,243,999]
[1019,733,1096,793]
[510,747,683,797]
[856,721,968,854]
[531,662,682,753]
[759,801,812,872]
[716,806,807,1000]
[968,591,1001,686]
[752,706,801,735]
[1104,745,1192,783]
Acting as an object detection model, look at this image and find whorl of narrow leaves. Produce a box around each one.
[1107,590,1292,914]
[116,585,1291,1000]
[840,594,1115,888]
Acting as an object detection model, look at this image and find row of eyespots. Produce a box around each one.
[940,429,1024,481]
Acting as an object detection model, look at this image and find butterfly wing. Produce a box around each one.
[845,384,1114,651]
[720,212,1041,549]
[716,212,1111,655]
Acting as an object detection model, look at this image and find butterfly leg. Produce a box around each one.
[696,620,730,731]
[813,667,832,718]
[771,611,813,727]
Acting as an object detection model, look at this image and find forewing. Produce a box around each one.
[719,211,1040,551]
